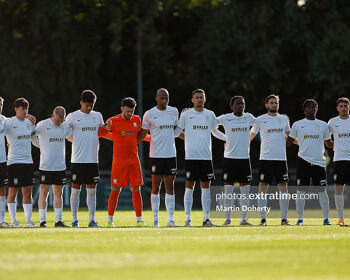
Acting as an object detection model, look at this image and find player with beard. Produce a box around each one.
[250,94,291,226]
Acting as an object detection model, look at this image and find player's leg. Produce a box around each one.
[257,160,271,225]
[333,161,346,225]
[108,186,122,227]
[184,160,198,226]
[296,158,310,225]
[53,184,68,227]
[70,163,82,226]
[85,164,100,227]
[38,184,50,227]
[312,166,330,225]
[163,157,177,226]
[7,186,19,227]
[151,174,162,227]
[22,164,36,227]
[0,162,9,227]
[237,159,252,226]
[200,160,216,227]
[129,159,146,226]
[275,161,289,225]
[222,158,235,225]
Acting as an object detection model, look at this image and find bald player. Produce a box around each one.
[139,88,180,227]
[32,106,72,227]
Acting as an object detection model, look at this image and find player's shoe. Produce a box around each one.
[337,219,345,226]
[88,220,102,228]
[323,218,331,226]
[54,221,69,228]
[240,220,253,226]
[72,220,79,228]
[281,219,290,226]
[222,219,231,226]
[202,219,217,227]
[296,219,304,226]
[40,221,47,228]
[107,221,115,228]
[25,220,38,228]
[136,220,147,227]
[184,220,191,227]
[167,220,178,227]
[153,220,159,227]
[258,219,267,226]
[11,220,21,228]
[0,222,11,228]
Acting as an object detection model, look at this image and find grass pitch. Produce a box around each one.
[1,210,350,280]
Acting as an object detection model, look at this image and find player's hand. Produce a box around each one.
[26,114,36,125]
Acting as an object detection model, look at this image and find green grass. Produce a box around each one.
[1,210,350,280]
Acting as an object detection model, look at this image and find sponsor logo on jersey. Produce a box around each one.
[193,125,208,130]
[81,127,97,132]
[159,124,175,130]
[49,137,64,142]
[267,128,283,133]
[303,134,319,139]
[121,130,137,135]
[338,133,350,138]
[17,135,31,140]
[231,127,248,132]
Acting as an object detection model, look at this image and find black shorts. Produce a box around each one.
[39,170,67,185]
[259,160,288,184]
[223,158,252,184]
[8,164,35,187]
[0,162,8,186]
[333,161,350,185]
[150,157,177,175]
[71,163,100,184]
[185,160,214,182]
[297,157,327,191]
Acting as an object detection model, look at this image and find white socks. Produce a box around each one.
[224,185,234,220]
[23,204,33,223]
[70,188,81,221]
[54,208,63,223]
[7,203,16,223]
[165,194,175,222]
[0,196,5,223]
[258,193,267,220]
[86,188,97,223]
[39,208,46,223]
[184,188,193,221]
[279,191,289,220]
[318,191,329,219]
[151,193,160,221]
[296,190,305,220]
[335,194,344,220]
[240,185,250,222]
[201,188,211,221]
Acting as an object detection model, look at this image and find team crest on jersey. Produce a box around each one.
[205,116,209,122]
[278,118,282,124]
[133,122,137,127]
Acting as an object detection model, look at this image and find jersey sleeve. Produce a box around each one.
[289,122,297,139]
[327,119,333,134]
[65,113,74,128]
[285,117,291,133]
[216,115,225,126]
[211,112,218,129]
[323,123,331,140]
[251,118,260,134]
[35,121,43,135]
[141,111,151,130]
[178,112,186,129]
[174,108,179,126]
[98,112,104,127]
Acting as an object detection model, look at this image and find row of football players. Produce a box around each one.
[0,89,348,227]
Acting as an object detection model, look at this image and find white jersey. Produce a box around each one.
[178,108,218,160]
[142,106,178,158]
[289,118,330,167]
[0,115,7,163]
[4,117,35,165]
[34,118,72,171]
[217,112,255,159]
[65,110,104,163]
[328,116,350,162]
[251,113,290,161]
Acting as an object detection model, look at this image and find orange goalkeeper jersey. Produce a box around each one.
[104,114,141,159]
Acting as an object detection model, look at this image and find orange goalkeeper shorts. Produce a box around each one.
[111,158,143,188]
